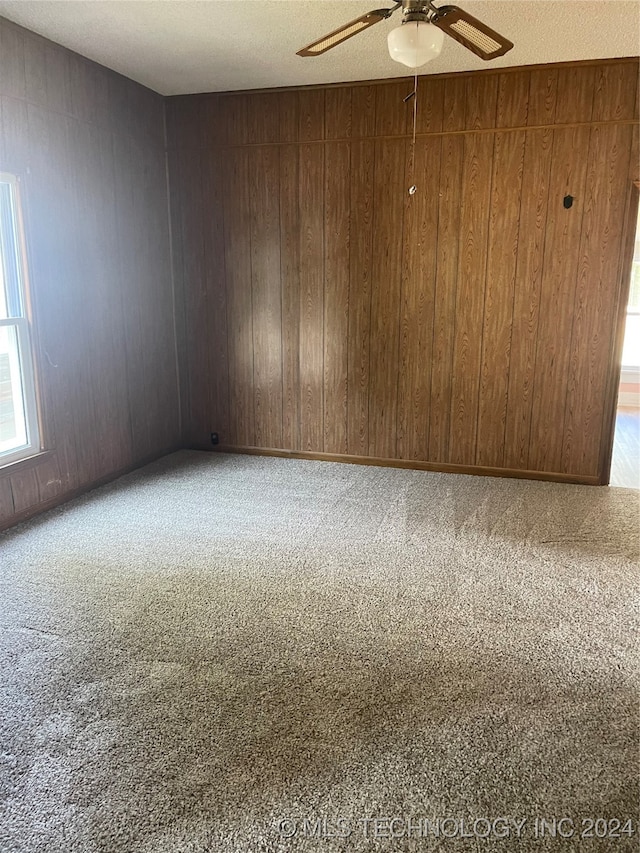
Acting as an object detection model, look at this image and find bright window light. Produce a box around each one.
[0,174,41,466]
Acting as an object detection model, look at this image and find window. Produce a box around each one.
[0,174,41,466]
[621,205,640,370]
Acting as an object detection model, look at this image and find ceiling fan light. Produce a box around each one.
[387,20,444,68]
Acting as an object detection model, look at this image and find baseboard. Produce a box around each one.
[212,445,601,486]
[0,444,181,534]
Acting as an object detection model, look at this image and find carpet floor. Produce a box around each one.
[0,451,639,853]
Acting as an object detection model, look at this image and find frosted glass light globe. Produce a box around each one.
[387,21,444,68]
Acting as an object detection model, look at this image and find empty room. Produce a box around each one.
[0,1,639,851]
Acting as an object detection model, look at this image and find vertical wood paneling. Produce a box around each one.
[323,142,350,455]
[279,145,301,450]
[299,90,325,142]
[162,59,639,489]
[299,142,324,452]
[325,87,352,140]
[397,136,441,461]
[429,134,463,462]
[496,71,530,127]
[246,92,282,144]
[368,138,405,459]
[203,154,230,440]
[219,94,248,145]
[449,133,495,465]
[528,126,591,472]
[562,124,633,475]
[175,145,208,444]
[223,148,255,446]
[416,76,445,134]
[591,62,638,122]
[0,479,13,518]
[527,67,558,126]
[375,80,412,137]
[1,18,179,530]
[250,146,283,448]
[443,75,467,132]
[503,128,554,470]
[10,469,39,514]
[351,86,376,138]
[276,91,300,144]
[465,74,499,130]
[554,64,595,124]
[347,140,374,457]
[476,130,526,467]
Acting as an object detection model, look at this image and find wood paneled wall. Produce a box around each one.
[167,58,640,484]
[0,18,180,530]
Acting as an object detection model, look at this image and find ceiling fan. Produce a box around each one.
[297,0,514,68]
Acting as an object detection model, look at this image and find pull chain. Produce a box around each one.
[407,70,418,196]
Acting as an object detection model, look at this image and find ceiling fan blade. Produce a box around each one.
[297,8,394,57]
[432,5,513,60]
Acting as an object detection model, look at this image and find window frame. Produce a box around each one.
[0,172,42,468]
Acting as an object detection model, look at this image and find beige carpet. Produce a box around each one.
[0,450,638,852]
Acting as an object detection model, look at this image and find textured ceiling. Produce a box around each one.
[0,0,638,95]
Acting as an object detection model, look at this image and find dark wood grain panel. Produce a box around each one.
[416,75,444,134]
[246,92,283,143]
[347,140,375,457]
[280,144,301,450]
[323,141,350,455]
[250,146,283,448]
[476,130,526,467]
[528,126,591,472]
[22,105,80,493]
[397,136,441,460]
[503,128,554,470]
[429,134,463,462]
[351,85,376,138]
[496,70,530,128]
[219,94,248,146]
[277,90,300,143]
[33,454,63,504]
[164,58,638,489]
[61,115,100,487]
[325,87,352,140]
[442,75,467,132]
[44,39,72,116]
[465,74,499,130]
[448,132,495,465]
[299,89,324,142]
[562,124,633,475]
[299,142,325,452]
[0,52,619,524]
[203,152,230,441]
[166,145,190,440]
[631,123,639,182]
[527,67,558,126]
[368,137,406,459]
[23,28,47,107]
[375,79,412,137]
[591,61,638,122]
[87,128,134,474]
[1,95,28,173]
[554,64,595,124]
[174,144,209,445]
[222,147,255,446]
[200,95,223,147]
[0,20,26,100]
[0,479,13,518]
[9,468,39,514]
